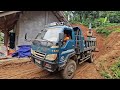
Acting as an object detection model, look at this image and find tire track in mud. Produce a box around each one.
[73,63,91,79]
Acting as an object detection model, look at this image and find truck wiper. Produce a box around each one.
[42,39,53,44]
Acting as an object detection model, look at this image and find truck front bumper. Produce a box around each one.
[31,54,58,72]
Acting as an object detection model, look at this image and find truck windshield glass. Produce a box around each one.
[36,27,62,42]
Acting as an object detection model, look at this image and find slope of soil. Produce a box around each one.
[95,32,120,76]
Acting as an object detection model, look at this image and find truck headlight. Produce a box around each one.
[45,54,57,61]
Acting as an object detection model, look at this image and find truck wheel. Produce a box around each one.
[88,52,94,63]
[61,60,77,79]
[31,57,35,63]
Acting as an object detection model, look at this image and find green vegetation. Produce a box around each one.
[96,23,120,36]
[0,32,4,44]
[96,27,112,37]
[110,58,120,79]
[64,11,120,36]
[114,28,120,32]
[100,70,112,79]
[100,57,120,79]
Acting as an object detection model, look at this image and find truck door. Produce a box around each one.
[58,29,75,64]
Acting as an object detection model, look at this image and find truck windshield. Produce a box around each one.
[36,27,62,42]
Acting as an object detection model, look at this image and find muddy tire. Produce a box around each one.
[61,60,77,79]
[88,52,94,63]
[31,57,35,63]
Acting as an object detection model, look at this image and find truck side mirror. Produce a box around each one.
[59,33,64,42]
[25,33,32,42]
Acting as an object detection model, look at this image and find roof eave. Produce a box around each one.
[0,11,21,18]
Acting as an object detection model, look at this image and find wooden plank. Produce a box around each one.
[3,19,9,55]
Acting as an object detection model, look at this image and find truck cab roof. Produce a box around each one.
[44,22,83,33]
[46,25,72,29]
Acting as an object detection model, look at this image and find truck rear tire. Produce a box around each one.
[88,52,94,63]
[61,59,77,79]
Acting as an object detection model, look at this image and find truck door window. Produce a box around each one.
[63,30,72,44]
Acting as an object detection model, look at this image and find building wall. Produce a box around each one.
[15,11,59,49]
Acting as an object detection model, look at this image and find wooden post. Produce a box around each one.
[4,30,9,47]
[4,17,9,56]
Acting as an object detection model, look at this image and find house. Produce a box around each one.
[0,11,69,55]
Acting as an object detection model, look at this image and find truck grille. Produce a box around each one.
[34,51,46,59]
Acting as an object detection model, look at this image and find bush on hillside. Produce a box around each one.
[96,27,112,36]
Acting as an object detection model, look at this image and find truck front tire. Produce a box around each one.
[61,59,77,79]
[31,57,35,63]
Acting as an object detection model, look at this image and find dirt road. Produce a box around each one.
[0,24,105,79]
[0,58,103,79]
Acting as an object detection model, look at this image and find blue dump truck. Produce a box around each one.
[25,22,96,79]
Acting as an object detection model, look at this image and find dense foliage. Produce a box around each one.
[64,11,120,36]
[65,11,120,26]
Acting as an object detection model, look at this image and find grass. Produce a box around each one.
[100,57,120,79]
[96,27,113,37]
[110,58,120,79]
[114,28,120,32]
[99,60,112,79]
[100,70,112,79]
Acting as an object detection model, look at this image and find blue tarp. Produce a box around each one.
[12,45,31,58]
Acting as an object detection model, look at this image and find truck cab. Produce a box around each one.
[29,22,96,79]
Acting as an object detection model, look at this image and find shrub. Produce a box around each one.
[96,27,113,36]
